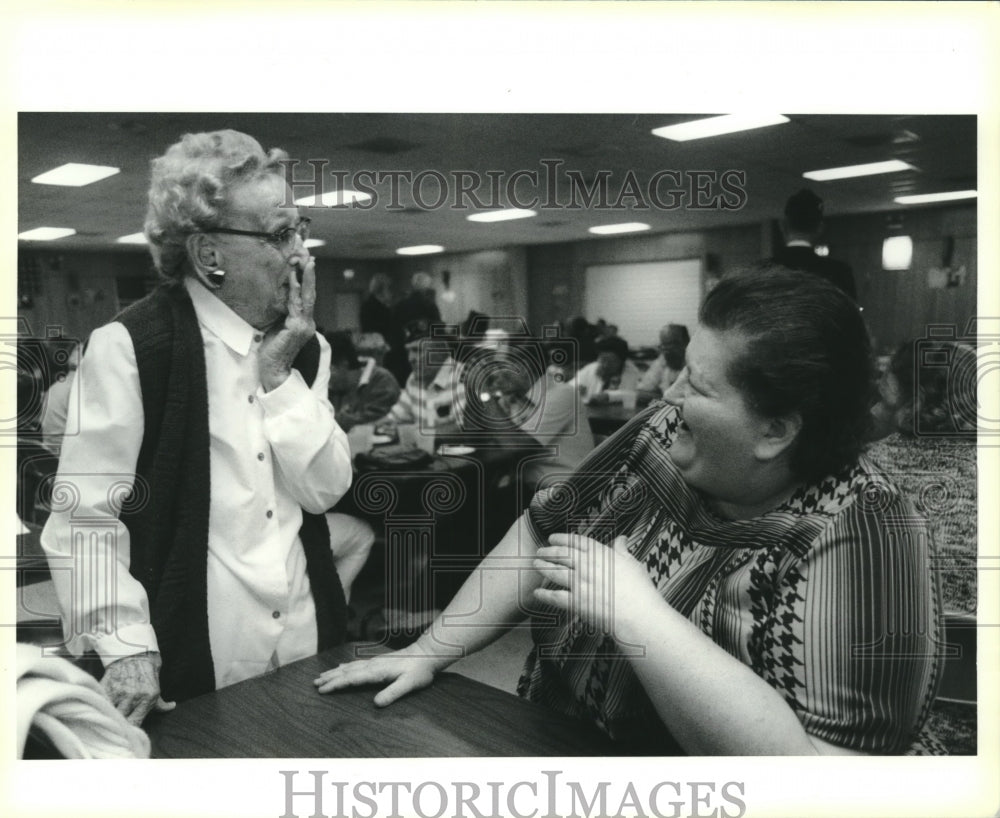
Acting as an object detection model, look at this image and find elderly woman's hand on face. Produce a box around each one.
[258,256,317,392]
[533,533,658,636]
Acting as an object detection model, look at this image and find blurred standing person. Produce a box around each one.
[773,189,857,299]
[394,271,442,327]
[636,324,690,407]
[360,273,404,380]
[360,273,394,340]
[386,272,441,385]
[41,130,353,724]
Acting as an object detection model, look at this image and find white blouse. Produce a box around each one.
[41,278,352,690]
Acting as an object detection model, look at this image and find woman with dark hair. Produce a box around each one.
[317,267,941,755]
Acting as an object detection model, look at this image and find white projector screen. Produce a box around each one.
[583,258,703,348]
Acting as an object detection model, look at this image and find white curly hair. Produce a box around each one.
[143,129,289,282]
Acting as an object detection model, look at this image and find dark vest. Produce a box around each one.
[115,284,346,702]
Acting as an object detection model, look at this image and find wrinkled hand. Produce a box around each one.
[100,652,176,726]
[313,645,451,707]
[533,533,657,636]
[259,256,317,391]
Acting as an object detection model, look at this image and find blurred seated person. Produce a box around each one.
[384,319,466,434]
[636,324,690,407]
[569,335,642,405]
[773,188,856,300]
[325,330,400,432]
[480,358,595,491]
[867,338,977,614]
[394,272,442,328]
[40,340,83,452]
[356,331,390,367]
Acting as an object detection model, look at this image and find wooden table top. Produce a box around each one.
[146,643,621,758]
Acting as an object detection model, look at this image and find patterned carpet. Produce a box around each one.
[924,700,977,755]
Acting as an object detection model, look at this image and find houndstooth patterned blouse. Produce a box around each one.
[518,402,943,754]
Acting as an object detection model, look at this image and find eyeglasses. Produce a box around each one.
[199,217,310,249]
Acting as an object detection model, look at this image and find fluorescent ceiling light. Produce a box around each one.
[396,244,444,256]
[803,160,914,182]
[882,235,913,271]
[18,227,77,241]
[651,114,789,142]
[303,238,326,249]
[466,209,537,223]
[588,222,650,236]
[117,232,148,244]
[894,190,977,205]
[294,190,372,207]
[32,163,120,186]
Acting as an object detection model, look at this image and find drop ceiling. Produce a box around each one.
[17,113,977,259]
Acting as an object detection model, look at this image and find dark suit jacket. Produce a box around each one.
[772,245,857,300]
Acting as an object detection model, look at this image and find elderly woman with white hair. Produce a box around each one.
[41,130,354,725]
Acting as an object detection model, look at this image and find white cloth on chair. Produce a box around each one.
[17,643,151,758]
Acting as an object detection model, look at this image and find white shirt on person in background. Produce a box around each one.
[515,375,595,485]
[40,277,353,690]
[635,355,681,398]
[568,359,642,404]
[387,358,466,430]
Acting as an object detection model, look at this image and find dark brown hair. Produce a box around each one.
[700,265,874,482]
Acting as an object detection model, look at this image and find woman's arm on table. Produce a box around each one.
[314,512,545,705]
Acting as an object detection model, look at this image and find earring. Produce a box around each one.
[206,270,226,288]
